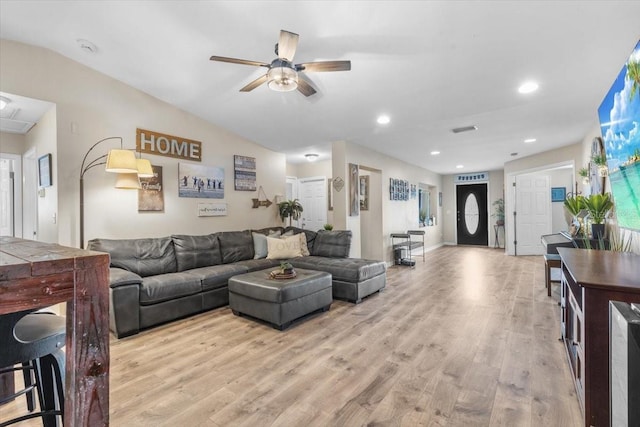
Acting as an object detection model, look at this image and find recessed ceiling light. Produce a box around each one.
[376,115,390,125]
[524,138,537,143]
[304,153,319,162]
[430,151,440,155]
[456,165,464,169]
[518,81,539,94]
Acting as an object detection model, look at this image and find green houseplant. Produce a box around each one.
[277,199,303,227]
[582,193,614,239]
[323,223,333,230]
[492,198,505,226]
[419,209,427,226]
[563,195,585,236]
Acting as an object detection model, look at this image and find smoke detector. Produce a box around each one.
[76,39,97,54]
[452,125,478,134]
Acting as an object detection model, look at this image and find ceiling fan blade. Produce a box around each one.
[297,61,351,72]
[278,30,299,61]
[240,74,268,92]
[210,56,269,68]
[296,76,317,97]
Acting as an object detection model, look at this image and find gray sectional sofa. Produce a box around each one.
[87,227,386,338]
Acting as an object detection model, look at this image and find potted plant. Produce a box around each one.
[582,193,614,239]
[279,261,294,275]
[492,198,505,226]
[419,209,427,226]
[277,199,303,227]
[323,223,333,230]
[563,194,585,236]
[578,167,589,185]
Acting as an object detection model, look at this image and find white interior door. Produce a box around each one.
[0,155,17,236]
[298,176,327,231]
[515,174,551,255]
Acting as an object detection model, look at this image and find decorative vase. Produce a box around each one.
[591,223,605,240]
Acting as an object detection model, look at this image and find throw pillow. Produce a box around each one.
[266,234,303,259]
[299,233,310,256]
[281,229,295,237]
[252,230,281,259]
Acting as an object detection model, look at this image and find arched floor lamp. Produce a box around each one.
[79,137,153,249]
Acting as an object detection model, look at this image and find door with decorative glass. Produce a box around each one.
[456,183,488,245]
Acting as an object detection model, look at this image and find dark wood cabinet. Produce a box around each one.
[558,248,640,427]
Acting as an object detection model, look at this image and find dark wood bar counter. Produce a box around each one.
[0,237,110,426]
[557,248,640,427]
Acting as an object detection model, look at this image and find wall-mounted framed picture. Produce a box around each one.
[179,163,224,199]
[138,165,164,212]
[359,175,369,211]
[551,187,566,202]
[349,163,359,216]
[38,153,52,187]
[234,155,256,191]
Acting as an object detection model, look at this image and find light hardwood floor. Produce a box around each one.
[2,246,583,426]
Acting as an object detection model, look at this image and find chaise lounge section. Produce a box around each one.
[88,227,386,338]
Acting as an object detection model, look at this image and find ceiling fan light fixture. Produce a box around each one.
[267,66,298,92]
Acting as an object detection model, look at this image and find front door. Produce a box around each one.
[298,176,327,231]
[456,183,488,246]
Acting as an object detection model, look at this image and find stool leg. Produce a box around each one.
[37,353,64,427]
[545,262,551,297]
[21,362,35,412]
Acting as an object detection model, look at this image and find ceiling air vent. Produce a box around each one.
[452,125,478,134]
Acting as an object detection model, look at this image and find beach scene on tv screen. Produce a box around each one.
[598,40,640,230]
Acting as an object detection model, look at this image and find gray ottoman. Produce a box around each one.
[228,268,332,330]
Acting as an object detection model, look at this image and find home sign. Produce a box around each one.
[137,128,202,161]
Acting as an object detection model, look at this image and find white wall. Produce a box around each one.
[548,168,573,232]
[0,40,286,247]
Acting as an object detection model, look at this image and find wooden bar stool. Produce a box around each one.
[543,253,562,297]
[0,310,66,427]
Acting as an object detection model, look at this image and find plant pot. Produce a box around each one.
[496,219,504,226]
[591,223,605,240]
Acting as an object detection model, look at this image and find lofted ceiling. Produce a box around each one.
[1,1,639,174]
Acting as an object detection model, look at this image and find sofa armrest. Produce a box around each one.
[108,268,142,338]
[109,267,142,288]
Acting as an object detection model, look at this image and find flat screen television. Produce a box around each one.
[597,40,640,231]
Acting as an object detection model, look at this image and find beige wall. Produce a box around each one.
[0,132,26,154]
[24,106,58,243]
[332,141,443,263]
[1,40,286,247]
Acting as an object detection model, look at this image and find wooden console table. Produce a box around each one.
[0,237,110,426]
[557,248,640,427]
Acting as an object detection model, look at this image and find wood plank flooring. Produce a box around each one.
[2,246,582,426]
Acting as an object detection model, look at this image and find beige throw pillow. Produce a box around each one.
[266,234,303,259]
[299,233,310,256]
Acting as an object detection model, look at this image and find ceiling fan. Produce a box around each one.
[210,30,351,97]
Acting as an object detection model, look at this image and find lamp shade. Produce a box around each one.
[136,158,154,178]
[105,149,138,173]
[114,173,141,189]
[267,67,298,92]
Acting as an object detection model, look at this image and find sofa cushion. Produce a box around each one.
[172,234,222,271]
[289,256,386,283]
[252,227,285,236]
[88,237,177,277]
[185,264,249,291]
[252,230,281,259]
[139,272,202,305]
[232,258,281,273]
[218,230,254,263]
[311,230,351,258]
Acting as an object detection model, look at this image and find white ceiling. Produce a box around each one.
[1,1,639,174]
